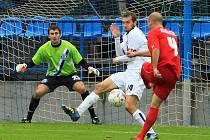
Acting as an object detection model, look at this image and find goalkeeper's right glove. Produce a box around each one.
[16,63,27,73]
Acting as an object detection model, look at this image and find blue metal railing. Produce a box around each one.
[1,15,210,80]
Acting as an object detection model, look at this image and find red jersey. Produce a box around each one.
[148,27,180,79]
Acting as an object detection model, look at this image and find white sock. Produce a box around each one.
[77,92,99,116]
[133,109,155,134]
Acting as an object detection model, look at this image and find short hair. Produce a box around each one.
[48,25,61,34]
[149,12,163,24]
[122,10,137,22]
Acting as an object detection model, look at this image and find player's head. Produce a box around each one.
[48,25,61,45]
[122,10,137,32]
[148,12,163,30]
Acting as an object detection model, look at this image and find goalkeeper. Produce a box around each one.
[16,25,101,124]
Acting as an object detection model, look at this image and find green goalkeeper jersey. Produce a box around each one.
[32,40,82,76]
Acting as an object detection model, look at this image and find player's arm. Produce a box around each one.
[16,59,39,73]
[150,30,162,79]
[113,50,151,64]
[110,23,125,56]
[152,48,161,78]
[114,37,126,56]
[127,50,151,57]
[112,55,135,64]
[77,59,100,76]
[16,48,43,73]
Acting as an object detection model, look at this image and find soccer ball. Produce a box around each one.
[108,89,125,107]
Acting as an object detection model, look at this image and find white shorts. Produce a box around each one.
[110,71,145,100]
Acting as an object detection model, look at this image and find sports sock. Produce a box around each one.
[81,91,96,119]
[77,92,99,116]
[133,109,155,134]
[27,97,40,121]
[137,107,158,139]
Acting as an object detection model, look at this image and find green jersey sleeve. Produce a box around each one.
[71,45,83,64]
[32,46,44,65]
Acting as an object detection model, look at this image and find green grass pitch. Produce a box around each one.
[0,122,210,140]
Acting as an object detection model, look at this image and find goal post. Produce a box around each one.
[183,0,192,126]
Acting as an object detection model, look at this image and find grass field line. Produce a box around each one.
[10,128,210,137]
[104,130,210,137]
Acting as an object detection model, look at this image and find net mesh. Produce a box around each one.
[2,0,82,18]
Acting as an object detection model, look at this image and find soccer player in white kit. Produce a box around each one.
[62,11,158,139]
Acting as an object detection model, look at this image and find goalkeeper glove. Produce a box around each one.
[88,66,100,76]
[16,63,27,73]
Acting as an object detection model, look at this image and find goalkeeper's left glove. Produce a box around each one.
[88,66,100,76]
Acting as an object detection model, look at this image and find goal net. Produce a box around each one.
[0,0,123,123]
[0,0,210,126]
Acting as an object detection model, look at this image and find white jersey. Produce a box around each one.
[111,26,150,100]
[119,27,150,72]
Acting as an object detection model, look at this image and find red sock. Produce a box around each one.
[136,107,159,140]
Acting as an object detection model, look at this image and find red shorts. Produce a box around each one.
[141,62,177,100]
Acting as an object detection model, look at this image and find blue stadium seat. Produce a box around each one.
[165,17,182,37]
[83,16,102,39]
[22,16,49,38]
[138,18,149,36]
[192,16,210,40]
[102,27,112,38]
[192,23,201,40]
[57,16,76,38]
[73,16,102,40]
[0,17,22,37]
